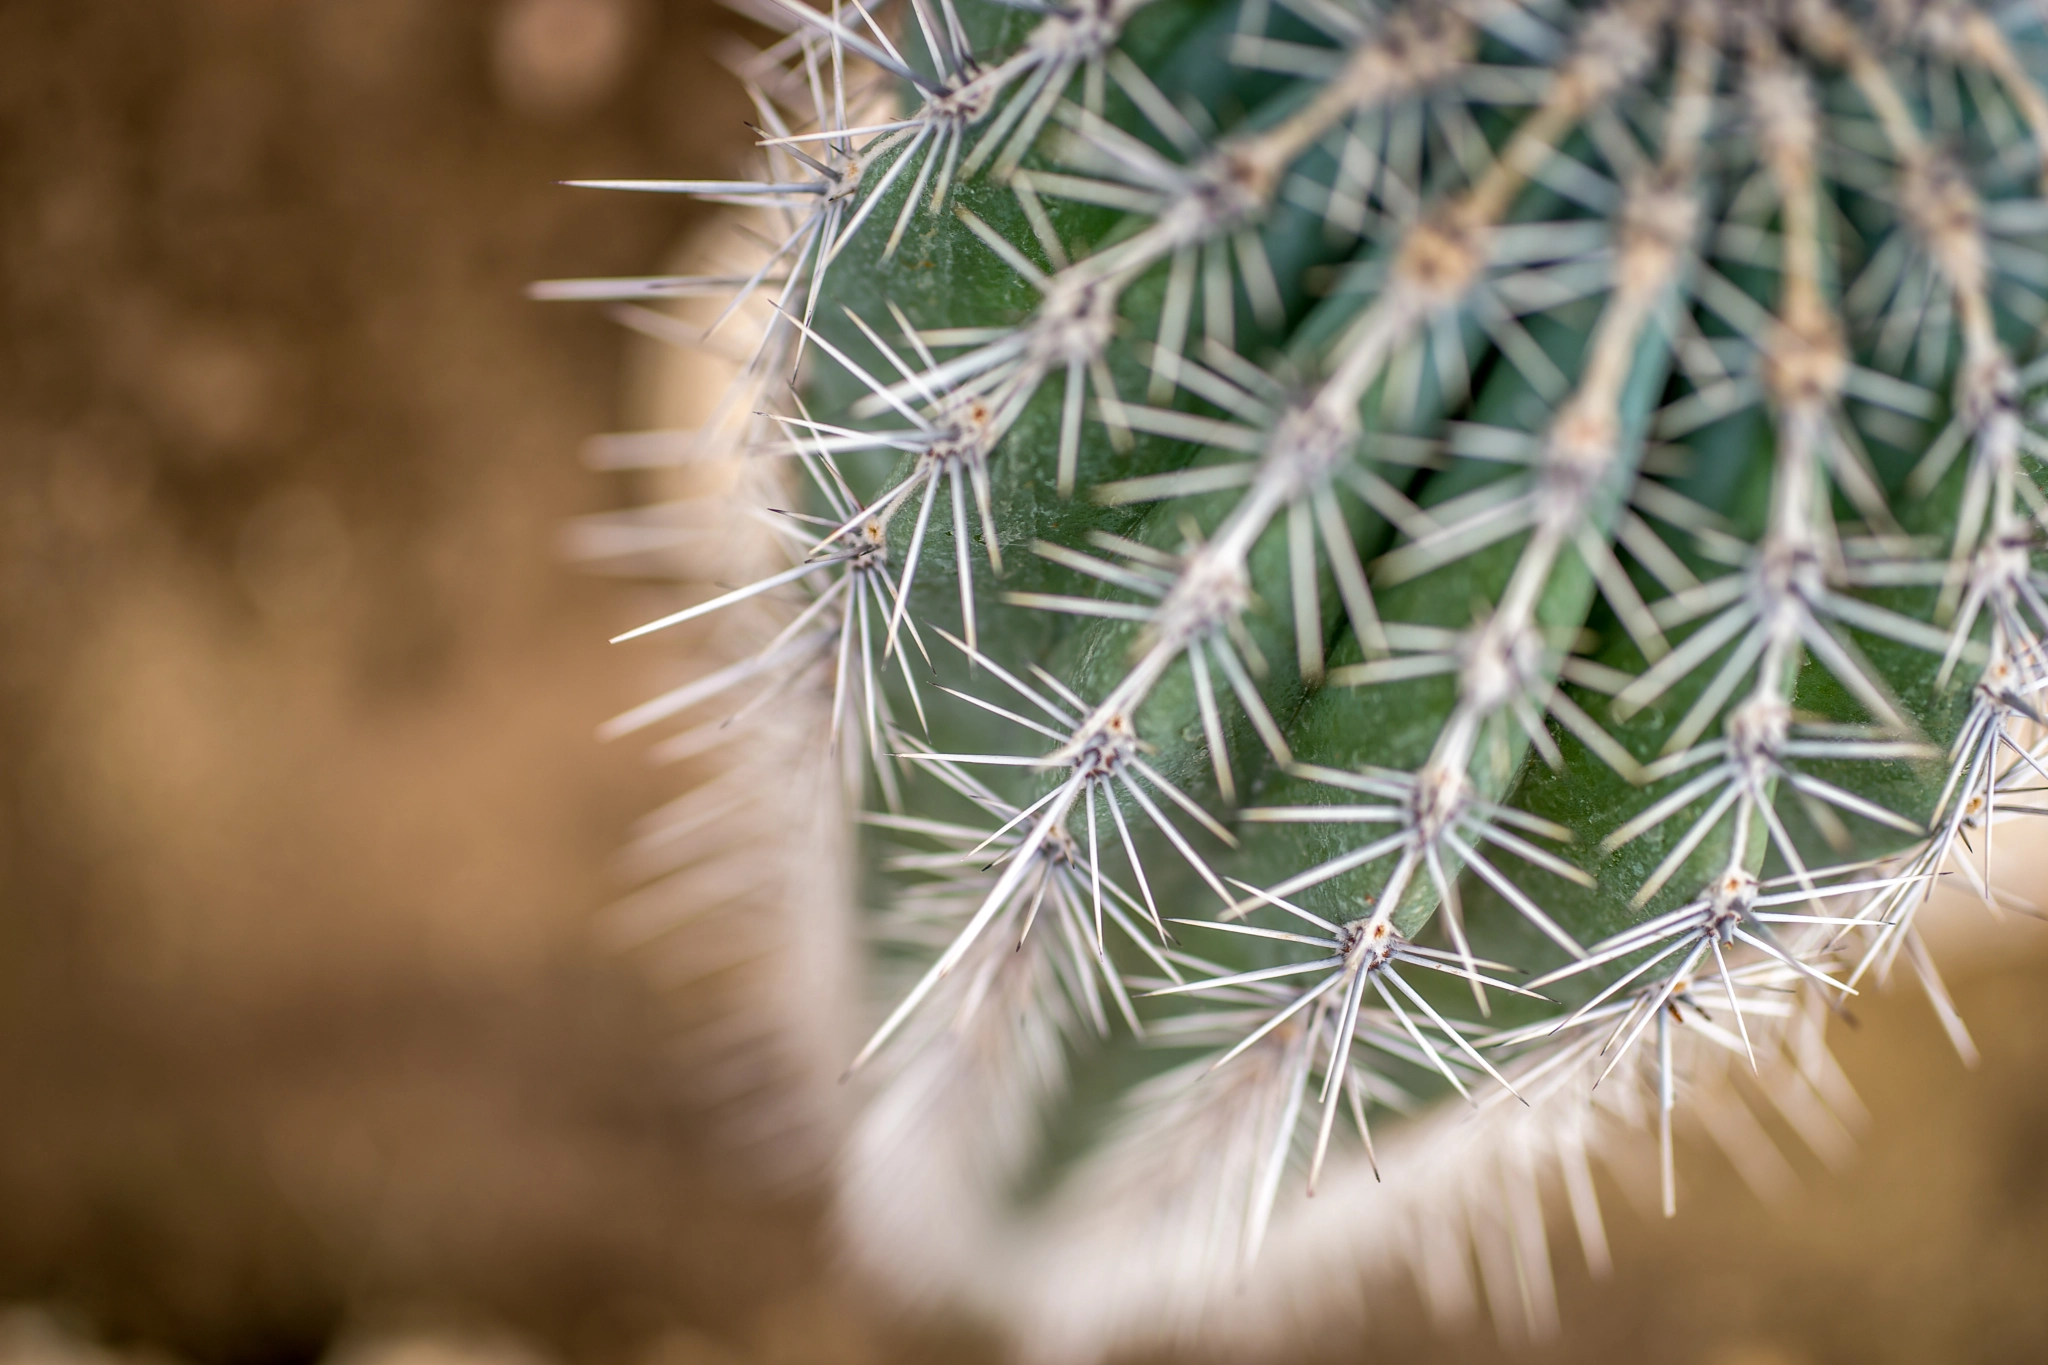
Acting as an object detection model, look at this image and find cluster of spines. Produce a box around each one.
[544,0,2048,1340]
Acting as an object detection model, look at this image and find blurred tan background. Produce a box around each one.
[2,4,2046,1365]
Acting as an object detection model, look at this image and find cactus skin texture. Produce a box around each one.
[547,0,2048,1355]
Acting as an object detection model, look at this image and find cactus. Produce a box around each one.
[544,0,2048,1354]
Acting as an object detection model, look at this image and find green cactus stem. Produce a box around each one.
[543,0,2048,1353]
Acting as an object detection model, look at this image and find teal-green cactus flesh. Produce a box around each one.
[572,0,2048,1342]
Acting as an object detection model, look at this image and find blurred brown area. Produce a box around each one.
[0,3,908,1365]
[1,4,2046,1365]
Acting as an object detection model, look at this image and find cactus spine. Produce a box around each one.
[545,0,2048,1353]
